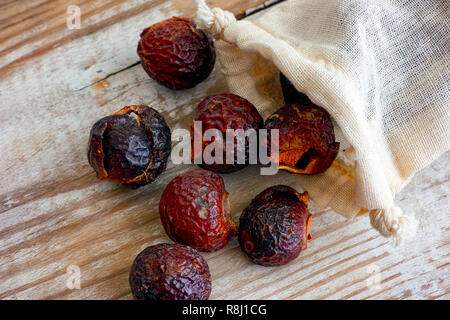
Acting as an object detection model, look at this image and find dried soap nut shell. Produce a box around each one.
[159,169,237,252]
[87,105,171,187]
[191,93,263,173]
[265,103,339,175]
[137,17,216,90]
[239,185,312,267]
[129,243,211,300]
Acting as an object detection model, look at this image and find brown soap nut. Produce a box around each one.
[159,169,237,252]
[238,185,312,267]
[129,243,211,300]
[191,93,264,173]
[265,103,339,175]
[87,105,171,187]
[137,17,216,90]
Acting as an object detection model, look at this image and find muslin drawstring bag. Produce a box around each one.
[195,0,450,243]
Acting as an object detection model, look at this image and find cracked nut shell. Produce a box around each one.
[129,243,211,300]
[191,93,263,173]
[87,105,171,187]
[137,17,216,90]
[238,185,312,266]
[265,103,339,174]
[159,169,237,252]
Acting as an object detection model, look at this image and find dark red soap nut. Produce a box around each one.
[191,94,263,173]
[159,169,237,252]
[265,103,339,175]
[87,105,171,187]
[238,185,312,267]
[279,72,313,105]
[137,17,216,90]
[129,243,211,300]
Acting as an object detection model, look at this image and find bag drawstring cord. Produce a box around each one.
[369,207,417,245]
[196,0,236,38]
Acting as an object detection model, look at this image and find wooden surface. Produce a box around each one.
[0,0,448,300]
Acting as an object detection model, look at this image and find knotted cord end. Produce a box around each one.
[196,0,236,38]
[369,206,418,245]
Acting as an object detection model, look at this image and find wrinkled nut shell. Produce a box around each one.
[191,93,264,173]
[159,169,237,252]
[239,185,312,267]
[129,243,211,300]
[137,17,216,90]
[265,103,339,174]
[87,105,171,187]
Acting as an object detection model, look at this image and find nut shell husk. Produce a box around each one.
[87,105,171,187]
[239,185,312,266]
[265,103,339,174]
[137,17,216,90]
[129,243,211,300]
[191,93,263,173]
[159,169,237,252]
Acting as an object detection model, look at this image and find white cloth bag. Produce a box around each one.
[195,0,450,243]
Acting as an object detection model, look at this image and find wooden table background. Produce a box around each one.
[0,0,448,300]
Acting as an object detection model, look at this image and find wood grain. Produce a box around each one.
[0,0,448,300]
